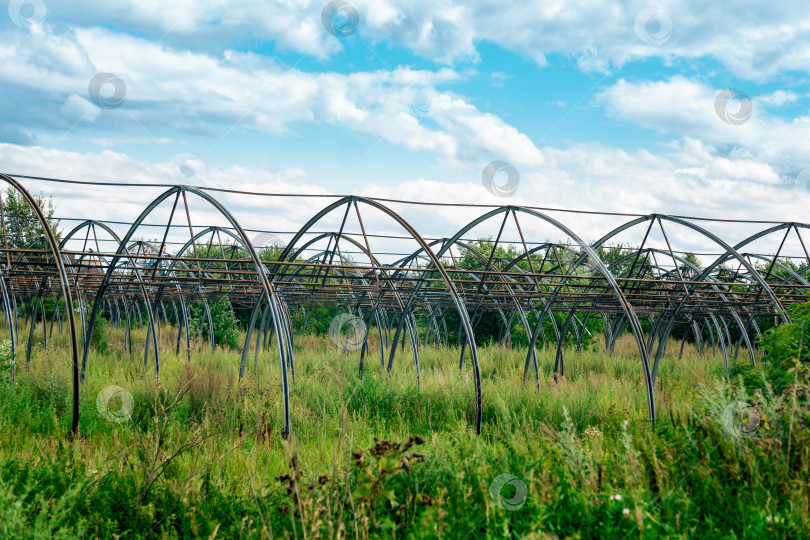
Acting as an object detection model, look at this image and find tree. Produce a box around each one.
[1,188,61,249]
[683,252,701,268]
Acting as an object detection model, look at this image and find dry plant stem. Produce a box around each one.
[282,441,307,540]
[247,451,273,540]
[136,376,210,505]
[340,344,363,540]
[786,327,803,479]
[344,392,363,540]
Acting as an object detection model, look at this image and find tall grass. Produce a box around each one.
[0,320,807,538]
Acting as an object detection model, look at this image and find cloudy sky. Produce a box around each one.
[2,0,809,257]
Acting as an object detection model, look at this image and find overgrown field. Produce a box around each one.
[0,312,809,539]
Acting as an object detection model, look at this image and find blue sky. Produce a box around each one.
[1,0,810,253]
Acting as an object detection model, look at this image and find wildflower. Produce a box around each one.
[623,508,630,515]
[584,425,603,438]
[609,494,622,501]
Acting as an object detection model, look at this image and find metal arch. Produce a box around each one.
[626,219,802,379]
[152,226,255,358]
[660,217,789,321]
[554,247,758,379]
[271,230,419,381]
[379,237,540,381]
[415,205,657,422]
[266,196,485,433]
[78,186,294,437]
[438,238,540,383]
[0,174,81,435]
[59,220,161,377]
[533,214,797,377]
[4,173,810,438]
[564,215,791,323]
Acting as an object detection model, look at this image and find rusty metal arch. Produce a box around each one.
[4,173,810,438]
[79,185,294,436]
[0,174,81,434]
[267,196,485,433]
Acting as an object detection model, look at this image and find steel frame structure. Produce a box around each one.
[1,174,808,437]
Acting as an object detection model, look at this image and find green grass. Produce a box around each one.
[0,322,808,538]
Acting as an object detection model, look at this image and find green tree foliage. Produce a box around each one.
[455,238,523,271]
[289,305,338,335]
[594,243,651,276]
[441,238,612,348]
[189,300,241,350]
[683,252,701,268]
[1,189,62,326]
[90,315,109,355]
[731,297,810,394]
[760,299,810,364]
[258,244,286,261]
[1,188,61,249]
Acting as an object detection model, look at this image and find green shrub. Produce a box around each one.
[760,299,810,365]
[731,298,810,394]
[90,315,109,355]
[189,300,241,350]
[0,340,13,384]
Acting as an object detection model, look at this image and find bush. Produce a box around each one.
[90,316,109,355]
[189,300,241,350]
[760,299,810,365]
[731,298,810,395]
[0,340,13,384]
